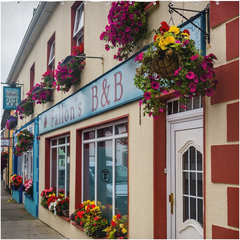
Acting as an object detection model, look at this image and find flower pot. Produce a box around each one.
[93,228,106,238]
[62,209,69,217]
[151,52,180,79]
[27,139,32,145]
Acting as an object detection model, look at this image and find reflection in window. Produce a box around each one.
[182,147,203,226]
[82,122,128,223]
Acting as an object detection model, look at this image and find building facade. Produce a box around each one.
[1,1,239,239]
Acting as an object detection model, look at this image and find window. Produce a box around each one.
[182,147,203,226]
[22,149,33,184]
[82,121,128,222]
[30,63,35,90]
[71,2,84,48]
[47,33,55,72]
[50,135,70,197]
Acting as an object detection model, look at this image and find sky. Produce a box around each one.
[0,0,39,121]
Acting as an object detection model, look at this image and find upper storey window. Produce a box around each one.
[47,33,55,72]
[71,2,84,48]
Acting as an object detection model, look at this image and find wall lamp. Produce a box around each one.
[60,54,104,73]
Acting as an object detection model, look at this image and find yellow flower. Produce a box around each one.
[165,36,175,44]
[120,224,124,229]
[87,200,91,204]
[122,228,127,234]
[94,206,100,211]
[181,32,190,40]
[91,201,95,205]
[102,206,106,210]
[113,215,117,221]
[97,201,101,206]
[169,25,180,35]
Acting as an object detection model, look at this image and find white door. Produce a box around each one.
[167,107,203,239]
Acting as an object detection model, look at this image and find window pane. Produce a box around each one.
[51,148,57,193]
[97,140,112,223]
[83,143,95,201]
[67,146,70,198]
[115,139,128,217]
[183,151,188,170]
[67,136,70,143]
[52,139,57,146]
[97,126,113,138]
[197,173,203,197]
[183,196,189,222]
[173,101,178,114]
[190,147,196,170]
[198,199,203,226]
[115,123,128,135]
[190,172,196,196]
[168,102,172,115]
[197,151,202,171]
[84,131,95,140]
[190,197,196,220]
[58,147,65,194]
[183,172,189,195]
[59,137,65,145]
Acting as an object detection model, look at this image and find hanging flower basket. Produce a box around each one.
[13,129,34,156]
[1,151,8,171]
[16,98,34,119]
[55,43,85,93]
[100,1,152,61]
[11,174,23,190]
[6,115,18,130]
[134,21,218,119]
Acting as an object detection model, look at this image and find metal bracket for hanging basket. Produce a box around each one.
[168,3,210,43]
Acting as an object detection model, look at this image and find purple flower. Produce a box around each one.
[159,108,164,113]
[148,112,153,117]
[125,26,130,32]
[205,88,214,96]
[183,40,189,46]
[100,32,106,40]
[180,104,187,109]
[153,115,159,120]
[151,81,160,90]
[175,40,180,43]
[200,73,208,82]
[189,82,196,92]
[139,100,142,106]
[137,21,143,26]
[193,75,199,83]
[105,45,110,51]
[135,52,143,62]
[174,90,181,97]
[186,72,195,79]
[144,92,152,100]
[190,54,199,60]
[201,60,207,70]
[176,80,181,86]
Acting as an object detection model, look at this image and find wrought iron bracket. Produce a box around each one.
[168,3,210,43]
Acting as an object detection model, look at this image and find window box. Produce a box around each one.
[25,192,34,201]
[71,221,84,232]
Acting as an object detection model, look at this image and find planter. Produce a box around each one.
[62,209,69,217]
[93,228,106,238]
[151,52,180,79]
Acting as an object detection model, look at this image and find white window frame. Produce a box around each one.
[50,134,70,196]
[22,149,33,184]
[48,41,55,70]
[82,120,128,218]
[73,3,84,38]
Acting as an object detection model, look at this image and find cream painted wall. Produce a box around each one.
[205,15,239,238]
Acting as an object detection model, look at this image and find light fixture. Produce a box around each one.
[60,1,64,5]
[153,1,156,5]
[216,1,219,5]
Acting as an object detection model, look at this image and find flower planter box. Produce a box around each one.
[93,228,107,239]
[12,188,22,203]
[61,209,69,218]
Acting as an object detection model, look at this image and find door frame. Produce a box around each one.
[166,105,203,239]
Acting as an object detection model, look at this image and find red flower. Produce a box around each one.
[161,21,168,26]
[116,214,122,219]
[111,220,116,227]
[183,29,190,36]
[160,25,170,34]
[154,35,158,42]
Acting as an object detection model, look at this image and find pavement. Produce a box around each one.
[1,181,67,239]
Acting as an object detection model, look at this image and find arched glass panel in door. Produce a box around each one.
[182,146,203,226]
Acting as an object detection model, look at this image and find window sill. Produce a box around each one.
[24,193,34,201]
[59,215,70,222]
[71,221,84,232]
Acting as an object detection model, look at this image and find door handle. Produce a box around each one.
[169,193,174,214]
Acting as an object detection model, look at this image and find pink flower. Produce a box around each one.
[174,67,182,76]
[135,52,143,62]
[200,73,208,82]
[189,82,196,92]
[193,75,199,83]
[105,45,110,51]
[148,112,153,117]
[151,81,160,90]
[174,90,181,97]
[144,92,151,100]
[139,100,142,106]
[205,88,214,96]
[190,54,199,60]
[180,104,187,109]
[159,108,164,113]
[153,115,159,120]
[186,72,195,79]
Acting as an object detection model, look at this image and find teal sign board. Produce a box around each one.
[3,87,21,110]
[39,57,143,134]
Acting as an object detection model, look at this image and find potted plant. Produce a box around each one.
[56,197,69,217]
[100,1,152,61]
[24,179,33,198]
[48,195,61,215]
[1,151,8,172]
[11,174,22,190]
[55,43,85,92]
[6,115,18,130]
[134,21,218,119]
[84,216,108,238]
[103,214,128,239]
[70,200,101,227]
[40,188,55,208]
[17,97,34,119]
[13,129,34,156]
